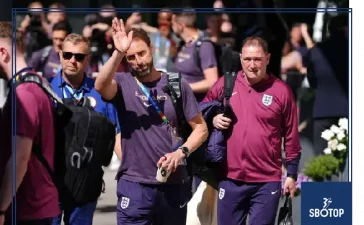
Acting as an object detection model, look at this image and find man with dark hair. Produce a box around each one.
[202,11,237,52]
[172,8,219,103]
[28,21,73,79]
[0,21,60,225]
[47,2,67,35]
[148,9,180,73]
[204,36,301,225]
[95,18,208,225]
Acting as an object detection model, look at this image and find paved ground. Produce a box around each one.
[93,169,302,225]
[89,164,306,225]
[93,168,118,225]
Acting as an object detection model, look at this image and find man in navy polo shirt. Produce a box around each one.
[50,33,121,225]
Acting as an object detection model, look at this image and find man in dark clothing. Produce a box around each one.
[307,14,349,157]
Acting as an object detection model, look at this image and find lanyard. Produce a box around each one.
[63,85,84,100]
[134,77,185,161]
[61,77,84,100]
[134,77,170,126]
[154,33,171,59]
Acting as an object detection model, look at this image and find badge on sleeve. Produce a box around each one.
[262,94,273,106]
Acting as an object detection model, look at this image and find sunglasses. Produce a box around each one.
[62,51,89,62]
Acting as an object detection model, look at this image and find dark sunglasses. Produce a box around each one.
[62,51,89,62]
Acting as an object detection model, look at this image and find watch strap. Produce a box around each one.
[287,173,298,181]
[179,146,189,158]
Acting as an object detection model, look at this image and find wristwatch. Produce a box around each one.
[179,146,190,158]
[0,209,5,215]
[287,173,298,181]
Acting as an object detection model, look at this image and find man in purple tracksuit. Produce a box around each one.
[94,18,208,225]
[203,36,302,225]
[172,9,219,103]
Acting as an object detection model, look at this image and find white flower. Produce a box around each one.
[321,129,335,141]
[323,148,332,155]
[337,143,347,151]
[330,125,341,134]
[338,118,348,131]
[328,139,339,150]
[337,131,346,141]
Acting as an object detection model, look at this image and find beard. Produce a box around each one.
[131,60,153,78]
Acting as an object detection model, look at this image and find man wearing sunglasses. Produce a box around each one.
[49,33,121,225]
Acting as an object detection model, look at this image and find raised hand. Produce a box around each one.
[301,23,309,37]
[111,17,134,53]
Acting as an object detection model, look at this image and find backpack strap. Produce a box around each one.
[194,37,212,71]
[220,46,233,75]
[163,72,199,176]
[15,71,64,104]
[14,71,62,189]
[218,71,238,117]
[32,144,60,189]
[165,72,182,99]
[163,72,186,136]
[223,71,238,106]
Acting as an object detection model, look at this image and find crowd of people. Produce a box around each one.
[0,1,349,225]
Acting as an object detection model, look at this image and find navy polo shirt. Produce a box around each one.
[49,70,121,133]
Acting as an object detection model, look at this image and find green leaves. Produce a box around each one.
[304,118,348,181]
[304,155,340,182]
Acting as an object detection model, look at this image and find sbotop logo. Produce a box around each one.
[309,198,345,218]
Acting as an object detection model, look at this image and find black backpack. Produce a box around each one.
[15,72,117,207]
[194,37,242,77]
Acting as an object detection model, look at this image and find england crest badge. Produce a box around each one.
[120,197,130,209]
[219,188,225,200]
[262,94,273,106]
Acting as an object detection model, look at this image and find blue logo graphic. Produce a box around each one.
[322,197,332,209]
[301,182,352,225]
[308,197,344,218]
